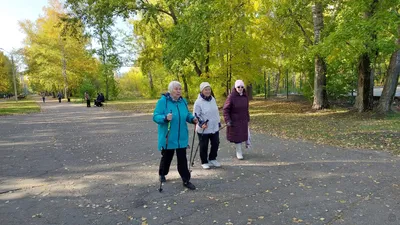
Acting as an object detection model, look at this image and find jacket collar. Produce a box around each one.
[163,92,182,102]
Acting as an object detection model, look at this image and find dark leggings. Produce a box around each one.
[159,148,191,182]
[198,132,220,164]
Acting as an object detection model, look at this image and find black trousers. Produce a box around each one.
[86,100,91,107]
[198,131,220,164]
[95,100,103,107]
[58,98,61,103]
[159,148,191,183]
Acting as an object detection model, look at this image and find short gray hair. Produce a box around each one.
[168,81,182,93]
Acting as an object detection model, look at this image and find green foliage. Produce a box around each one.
[78,78,96,100]
[19,0,100,96]
[0,52,13,93]
[64,0,399,111]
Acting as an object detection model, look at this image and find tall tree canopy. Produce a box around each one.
[19,0,100,97]
[62,0,400,112]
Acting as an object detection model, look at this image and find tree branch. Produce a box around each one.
[193,61,202,76]
[288,9,313,46]
[151,14,165,33]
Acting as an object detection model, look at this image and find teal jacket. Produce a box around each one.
[153,93,195,150]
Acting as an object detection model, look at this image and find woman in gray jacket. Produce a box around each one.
[193,82,221,169]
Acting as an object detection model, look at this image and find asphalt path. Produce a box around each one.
[1,97,399,225]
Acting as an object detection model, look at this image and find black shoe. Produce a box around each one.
[183,181,196,190]
[159,175,166,183]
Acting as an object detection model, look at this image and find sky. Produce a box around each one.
[0,0,133,73]
[0,0,49,53]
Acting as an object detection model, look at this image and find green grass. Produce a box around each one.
[105,99,158,113]
[0,97,40,115]
[249,98,400,153]
[106,97,400,153]
[69,97,85,104]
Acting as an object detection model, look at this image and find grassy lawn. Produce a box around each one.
[107,96,400,153]
[68,97,85,104]
[0,97,40,115]
[105,99,158,113]
[250,97,400,153]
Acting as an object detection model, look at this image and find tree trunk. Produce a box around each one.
[354,0,378,112]
[229,56,232,92]
[205,38,210,75]
[264,71,267,99]
[377,25,400,114]
[193,61,202,76]
[354,53,374,111]
[105,69,109,101]
[99,31,110,101]
[59,37,68,99]
[312,2,329,110]
[246,84,253,100]
[274,70,280,96]
[226,64,229,96]
[312,56,329,109]
[181,74,189,102]
[148,71,154,96]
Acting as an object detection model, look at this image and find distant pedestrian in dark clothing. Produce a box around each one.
[94,93,101,107]
[84,92,91,107]
[57,92,62,103]
[41,92,45,103]
[223,80,250,160]
[94,93,105,107]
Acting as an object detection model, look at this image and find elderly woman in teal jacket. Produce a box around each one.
[153,81,198,190]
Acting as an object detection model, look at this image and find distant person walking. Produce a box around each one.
[223,80,250,160]
[41,92,45,103]
[57,92,62,103]
[84,92,91,107]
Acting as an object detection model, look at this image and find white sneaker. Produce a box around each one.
[209,160,221,167]
[201,163,211,169]
[236,143,243,160]
[236,152,243,160]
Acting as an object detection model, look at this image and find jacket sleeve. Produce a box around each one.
[184,99,195,123]
[247,97,250,122]
[193,100,202,120]
[223,95,232,123]
[153,98,168,124]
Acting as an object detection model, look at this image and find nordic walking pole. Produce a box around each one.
[189,124,196,172]
[159,111,172,193]
[190,113,202,170]
[191,119,208,167]
[191,120,225,166]
[218,124,227,132]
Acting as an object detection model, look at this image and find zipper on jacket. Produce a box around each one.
[165,104,170,150]
[177,104,181,148]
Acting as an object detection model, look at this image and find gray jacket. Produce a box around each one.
[193,94,221,134]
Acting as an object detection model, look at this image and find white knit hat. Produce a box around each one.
[235,80,245,88]
[199,82,211,92]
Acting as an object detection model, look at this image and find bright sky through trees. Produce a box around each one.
[0,0,132,73]
[0,0,49,52]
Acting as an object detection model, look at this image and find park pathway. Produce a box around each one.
[1,97,400,225]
